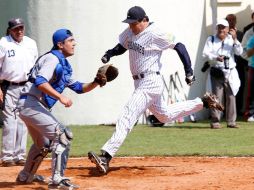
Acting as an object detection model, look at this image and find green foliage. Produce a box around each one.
[1,120,254,157]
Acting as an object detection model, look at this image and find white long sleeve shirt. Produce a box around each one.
[202,34,243,69]
[203,34,243,96]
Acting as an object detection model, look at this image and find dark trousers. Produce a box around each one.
[235,55,248,115]
[210,75,236,126]
[245,67,254,117]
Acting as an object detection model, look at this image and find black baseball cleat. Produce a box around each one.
[202,92,224,111]
[88,151,109,174]
[48,179,79,190]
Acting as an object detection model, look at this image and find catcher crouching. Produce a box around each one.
[15,29,118,189]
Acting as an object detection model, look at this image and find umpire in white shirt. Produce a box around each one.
[0,18,38,166]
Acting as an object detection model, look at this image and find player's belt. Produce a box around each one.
[19,94,51,110]
[132,71,160,80]
[5,80,27,86]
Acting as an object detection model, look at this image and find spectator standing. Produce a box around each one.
[241,13,254,121]
[202,19,243,129]
[243,34,254,122]
[226,14,248,116]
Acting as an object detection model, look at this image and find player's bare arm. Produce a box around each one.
[82,82,99,93]
[247,47,254,57]
[37,82,72,107]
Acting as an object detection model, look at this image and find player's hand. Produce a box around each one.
[185,74,195,86]
[229,28,237,40]
[59,95,73,107]
[216,55,224,62]
[101,53,110,64]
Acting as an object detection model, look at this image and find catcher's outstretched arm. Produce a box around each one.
[101,43,127,63]
[82,82,99,93]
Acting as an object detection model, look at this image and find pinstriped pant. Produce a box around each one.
[102,74,203,157]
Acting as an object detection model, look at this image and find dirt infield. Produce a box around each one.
[1,157,254,190]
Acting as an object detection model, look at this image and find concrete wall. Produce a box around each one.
[0,0,253,125]
[206,0,254,35]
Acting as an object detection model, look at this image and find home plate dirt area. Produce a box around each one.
[1,157,254,190]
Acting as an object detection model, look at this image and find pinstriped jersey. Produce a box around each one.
[119,23,175,75]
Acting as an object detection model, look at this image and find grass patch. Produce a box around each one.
[0,120,254,157]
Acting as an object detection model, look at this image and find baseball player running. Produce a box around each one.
[0,18,38,167]
[88,6,224,174]
[15,29,106,189]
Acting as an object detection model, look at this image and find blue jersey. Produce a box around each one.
[24,50,84,109]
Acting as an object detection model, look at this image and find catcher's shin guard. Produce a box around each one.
[25,146,50,183]
[52,127,73,183]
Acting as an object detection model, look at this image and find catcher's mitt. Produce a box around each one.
[94,64,118,87]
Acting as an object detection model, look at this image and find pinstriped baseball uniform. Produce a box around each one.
[101,23,204,157]
[0,35,38,163]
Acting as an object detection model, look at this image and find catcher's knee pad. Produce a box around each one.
[25,145,50,183]
[59,126,73,146]
[52,126,73,183]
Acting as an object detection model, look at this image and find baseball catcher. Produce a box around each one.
[94,64,119,87]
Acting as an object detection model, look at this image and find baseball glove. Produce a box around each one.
[94,64,119,87]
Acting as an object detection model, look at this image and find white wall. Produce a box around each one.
[206,0,254,34]
[0,0,252,125]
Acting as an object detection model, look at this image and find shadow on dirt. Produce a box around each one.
[67,165,175,177]
[0,181,47,190]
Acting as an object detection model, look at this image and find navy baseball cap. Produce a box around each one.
[122,6,147,24]
[52,29,73,46]
[8,18,24,29]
